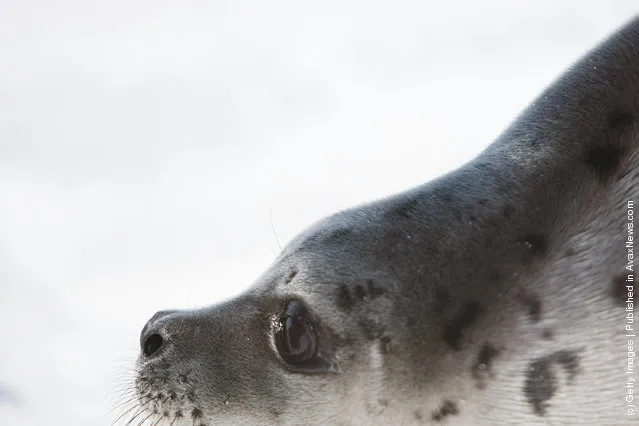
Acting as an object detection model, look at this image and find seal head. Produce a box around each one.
[126,17,639,426]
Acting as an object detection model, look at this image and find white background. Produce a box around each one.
[0,1,637,425]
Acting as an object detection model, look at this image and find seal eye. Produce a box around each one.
[276,300,317,364]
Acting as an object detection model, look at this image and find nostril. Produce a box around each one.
[142,333,164,357]
[140,310,180,358]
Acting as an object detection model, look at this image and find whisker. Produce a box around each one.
[137,411,155,426]
[112,392,157,426]
[269,208,294,273]
[125,407,148,426]
[112,402,142,426]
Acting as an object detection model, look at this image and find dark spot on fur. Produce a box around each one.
[554,350,581,383]
[336,284,353,311]
[380,336,392,354]
[521,233,547,261]
[413,409,423,420]
[367,279,385,299]
[524,357,557,416]
[502,204,515,219]
[378,398,389,407]
[431,400,459,422]
[175,410,183,418]
[542,328,554,340]
[472,343,500,389]
[565,247,574,256]
[524,349,582,416]
[337,280,384,312]
[478,198,488,206]
[468,215,477,223]
[584,144,622,181]
[392,198,419,219]
[191,408,202,419]
[443,301,483,350]
[518,292,542,322]
[406,316,416,327]
[611,273,633,307]
[284,269,298,285]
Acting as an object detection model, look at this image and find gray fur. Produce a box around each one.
[129,16,639,425]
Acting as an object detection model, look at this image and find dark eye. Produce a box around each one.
[275,300,317,364]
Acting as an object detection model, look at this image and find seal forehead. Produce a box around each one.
[270,212,400,312]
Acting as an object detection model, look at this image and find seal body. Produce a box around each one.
[128,17,639,425]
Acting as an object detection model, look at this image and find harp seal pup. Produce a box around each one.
[126,17,639,426]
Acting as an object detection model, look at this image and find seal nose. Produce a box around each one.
[139,309,178,359]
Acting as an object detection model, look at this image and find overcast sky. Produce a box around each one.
[0,1,637,425]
